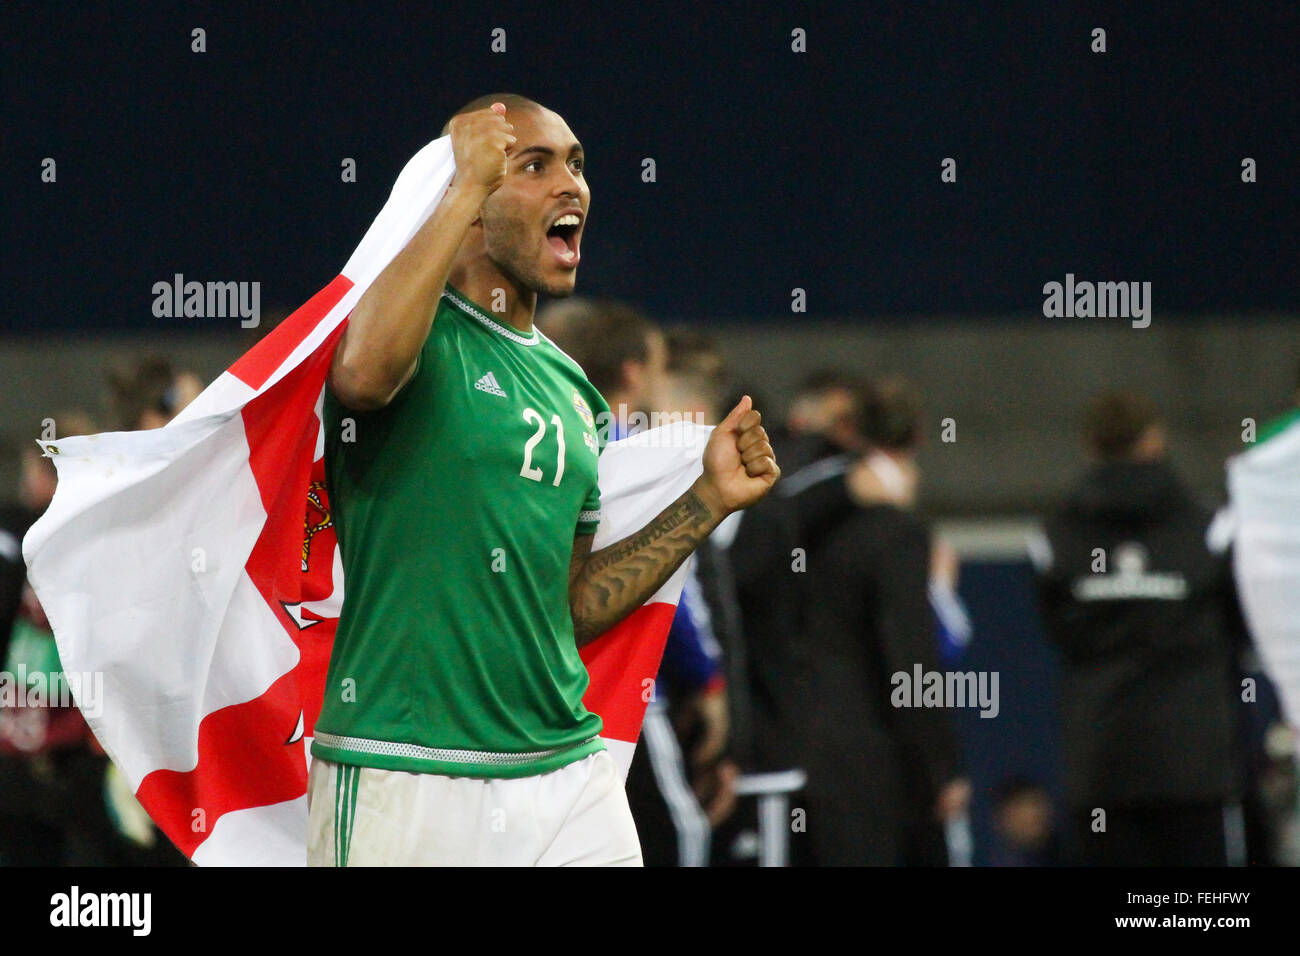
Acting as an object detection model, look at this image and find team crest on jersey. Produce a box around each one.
[573,391,595,429]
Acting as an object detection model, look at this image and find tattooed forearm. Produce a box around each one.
[571,488,720,647]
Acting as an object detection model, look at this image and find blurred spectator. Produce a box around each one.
[0,411,96,665]
[0,361,205,866]
[722,370,876,778]
[106,355,204,431]
[776,368,870,474]
[1030,389,1246,866]
[0,409,114,865]
[0,410,97,670]
[796,376,969,865]
[990,777,1061,866]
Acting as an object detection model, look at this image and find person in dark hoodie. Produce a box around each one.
[1030,389,1246,866]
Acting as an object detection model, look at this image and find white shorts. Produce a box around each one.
[306,749,643,866]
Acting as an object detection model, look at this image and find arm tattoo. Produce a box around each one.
[571,489,718,647]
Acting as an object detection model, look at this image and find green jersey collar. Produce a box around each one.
[442,285,540,346]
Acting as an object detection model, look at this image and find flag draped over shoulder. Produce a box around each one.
[22,136,706,866]
[1227,412,1300,761]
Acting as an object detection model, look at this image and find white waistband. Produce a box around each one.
[313,731,596,766]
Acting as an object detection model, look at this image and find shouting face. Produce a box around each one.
[477,106,589,298]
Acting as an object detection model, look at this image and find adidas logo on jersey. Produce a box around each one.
[474,371,507,397]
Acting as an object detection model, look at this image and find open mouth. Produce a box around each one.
[546,213,582,266]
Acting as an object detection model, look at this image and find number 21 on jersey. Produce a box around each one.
[519,407,566,487]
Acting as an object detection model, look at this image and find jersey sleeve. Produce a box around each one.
[576,468,601,535]
[575,387,609,536]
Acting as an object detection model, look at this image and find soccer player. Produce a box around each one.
[306,94,779,866]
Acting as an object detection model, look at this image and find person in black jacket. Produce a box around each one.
[726,369,876,777]
[797,377,968,865]
[1031,390,1245,866]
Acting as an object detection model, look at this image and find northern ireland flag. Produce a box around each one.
[21,136,705,866]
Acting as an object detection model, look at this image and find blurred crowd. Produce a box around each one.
[535,297,1300,868]
[1,310,1297,866]
[0,356,202,865]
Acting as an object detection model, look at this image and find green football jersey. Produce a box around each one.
[312,284,610,778]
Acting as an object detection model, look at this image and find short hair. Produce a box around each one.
[664,328,727,410]
[665,328,725,380]
[441,93,545,136]
[536,298,656,397]
[790,367,873,437]
[793,367,863,402]
[107,355,177,431]
[861,375,923,452]
[1083,389,1160,459]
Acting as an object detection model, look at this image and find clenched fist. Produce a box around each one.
[447,102,517,194]
[693,395,780,516]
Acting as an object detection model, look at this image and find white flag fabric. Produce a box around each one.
[22,135,704,865]
[1227,411,1300,759]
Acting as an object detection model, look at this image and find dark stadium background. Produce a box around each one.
[2,1,1297,868]
[5,1,1297,330]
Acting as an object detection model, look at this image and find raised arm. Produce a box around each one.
[328,104,516,411]
[569,396,779,646]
